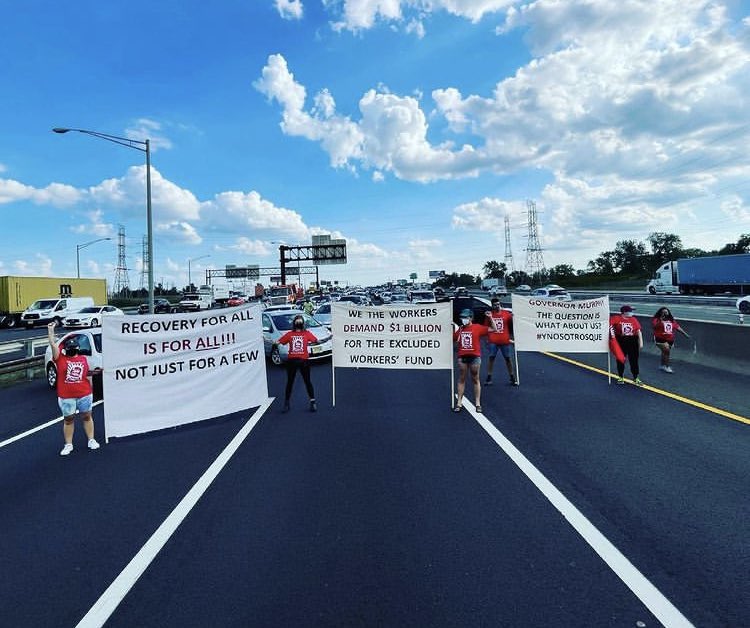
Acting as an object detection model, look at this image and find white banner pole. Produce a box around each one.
[607,352,611,385]
[514,343,520,386]
[450,355,455,409]
[332,361,336,407]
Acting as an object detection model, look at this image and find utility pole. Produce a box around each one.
[504,215,516,274]
[113,225,131,297]
[524,200,545,286]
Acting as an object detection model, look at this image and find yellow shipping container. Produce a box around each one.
[0,276,108,328]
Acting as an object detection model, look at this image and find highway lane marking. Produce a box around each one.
[462,399,695,628]
[74,397,274,628]
[0,400,105,449]
[542,352,750,426]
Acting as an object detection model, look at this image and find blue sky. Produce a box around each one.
[2,0,749,290]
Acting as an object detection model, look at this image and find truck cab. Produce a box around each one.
[647,262,679,294]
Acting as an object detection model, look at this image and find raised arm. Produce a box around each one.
[47,322,60,360]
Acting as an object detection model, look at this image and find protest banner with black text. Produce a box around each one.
[512,294,610,353]
[102,304,268,438]
[331,301,454,405]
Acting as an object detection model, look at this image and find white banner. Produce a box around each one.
[102,304,268,438]
[331,302,453,369]
[512,294,610,353]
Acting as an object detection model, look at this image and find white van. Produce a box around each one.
[178,292,213,312]
[21,296,95,328]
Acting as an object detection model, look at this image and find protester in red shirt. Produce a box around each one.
[47,323,101,456]
[611,305,644,385]
[652,307,690,373]
[274,314,317,413]
[483,298,517,386]
[453,308,496,414]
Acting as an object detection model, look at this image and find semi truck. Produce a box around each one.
[0,276,108,328]
[646,253,750,295]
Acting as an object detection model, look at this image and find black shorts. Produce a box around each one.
[459,355,481,365]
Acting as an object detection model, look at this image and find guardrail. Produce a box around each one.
[0,335,48,358]
[0,355,43,376]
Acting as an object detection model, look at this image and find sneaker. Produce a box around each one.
[484,377,493,386]
[665,366,674,373]
[309,400,317,412]
[60,443,73,456]
[475,405,483,414]
[616,377,625,384]
[509,375,518,386]
[634,377,644,386]
[659,365,668,372]
[88,439,100,450]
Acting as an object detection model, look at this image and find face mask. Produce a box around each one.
[461,318,471,326]
[622,312,633,318]
[492,305,501,311]
[294,321,304,330]
[65,348,78,356]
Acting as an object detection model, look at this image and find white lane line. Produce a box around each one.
[462,400,694,628]
[75,397,274,628]
[0,400,104,449]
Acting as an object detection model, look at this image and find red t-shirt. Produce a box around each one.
[485,310,513,345]
[652,318,681,342]
[55,354,92,398]
[611,314,642,338]
[453,323,489,357]
[278,330,318,360]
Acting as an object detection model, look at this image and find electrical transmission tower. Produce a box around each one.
[503,215,516,274]
[524,200,546,285]
[112,225,130,297]
[139,235,149,291]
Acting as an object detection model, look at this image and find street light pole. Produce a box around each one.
[76,237,112,278]
[188,255,210,289]
[53,127,155,313]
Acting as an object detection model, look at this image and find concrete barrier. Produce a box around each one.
[634,314,749,375]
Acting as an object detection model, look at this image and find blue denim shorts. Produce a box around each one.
[488,343,511,359]
[58,394,93,417]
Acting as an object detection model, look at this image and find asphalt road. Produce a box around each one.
[0,347,747,627]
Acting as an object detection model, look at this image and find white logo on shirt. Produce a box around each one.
[65,361,85,384]
[460,330,474,350]
[621,322,635,336]
[291,336,305,353]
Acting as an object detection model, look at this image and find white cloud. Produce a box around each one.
[452,198,524,232]
[275,0,303,20]
[70,209,116,238]
[13,254,53,276]
[89,165,201,222]
[200,189,311,239]
[0,163,6,173]
[156,221,202,244]
[124,118,173,152]
[0,178,81,207]
[329,0,512,32]
[254,54,364,168]
[228,237,272,256]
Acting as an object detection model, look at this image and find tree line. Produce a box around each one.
[433,232,749,289]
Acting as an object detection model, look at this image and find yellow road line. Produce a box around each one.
[543,352,750,426]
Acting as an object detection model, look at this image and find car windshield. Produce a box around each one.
[411,291,434,300]
[316,304,331,314]
[79,307,100,313]
[30,299,58,310]
[548,289,567,296]
[271,313,322,331]
[182,295,199,301]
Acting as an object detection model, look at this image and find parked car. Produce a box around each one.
[454,286,469,296]
[452,295,493,325]
[63,305,124,328]
[409,290,436,304]
[737,295,750,314]
[488,285,508,297]
[514,285,532,293]
[530,286,572,301]
[44,329,103,399]
[261,309,333,366]
[227,295,246,307]
[338,295,370,306]
[138,298,175,314]
[312,302,332,328]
